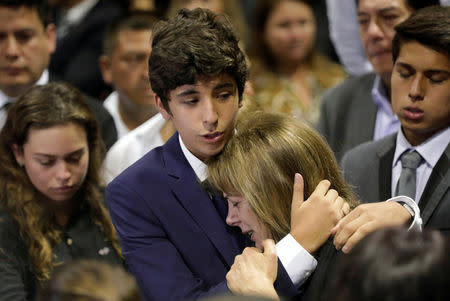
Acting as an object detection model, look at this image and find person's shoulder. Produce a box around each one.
[106,143,170,194]
[83,94,110,117]
[115,144,165,176]
[322,72,376,101]
[343,134,396,163]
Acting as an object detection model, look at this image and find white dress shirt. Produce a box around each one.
[102,113,166,184]
[0,70,49,129]
[392,127,450,203]
[103,91,130,139]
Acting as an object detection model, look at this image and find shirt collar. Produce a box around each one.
[394,126,450,168]
[179,135,208,182]
[371,75,395,116]
[0,69,49,108]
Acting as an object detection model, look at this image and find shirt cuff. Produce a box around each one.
[386,196,422,231]
[276,234,317,286]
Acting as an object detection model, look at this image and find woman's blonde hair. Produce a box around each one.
[36,260,141,301]
[208,111,358,242]
[0,83,121,282]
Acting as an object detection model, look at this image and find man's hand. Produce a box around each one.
[226,239,279,300]
[290,173,349,253]
[331,201,411,253]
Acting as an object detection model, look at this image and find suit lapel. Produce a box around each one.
[419,145,450,225]
[377,135,396,201]
[162,134,240,267]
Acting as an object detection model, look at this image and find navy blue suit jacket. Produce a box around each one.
[106,134,248,300]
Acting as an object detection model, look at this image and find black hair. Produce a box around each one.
[103,11,161,55]
[148,8,247,112]
[356,0,440,9]
[392,5,450,63]
[0,0,52,26]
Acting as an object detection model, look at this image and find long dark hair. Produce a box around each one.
[0,82,120,281]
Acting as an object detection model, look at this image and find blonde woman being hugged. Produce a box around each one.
[208,111,358,300]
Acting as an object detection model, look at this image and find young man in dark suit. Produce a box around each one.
[342,6,450,237]
[106,8,354,301]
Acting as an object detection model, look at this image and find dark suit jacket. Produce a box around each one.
[49,0,122,99]
[49,74,117,150]
[317,73,377,162]
[341,134,450,236]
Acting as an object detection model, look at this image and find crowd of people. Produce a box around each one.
[0,1,448,301]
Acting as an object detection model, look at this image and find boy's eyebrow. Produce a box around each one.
[214,82,235,90]
[425,70,450,76]
[176,89,198,97]
[395,62,413,69]
[175,82,236,97]
[397,62,450,74]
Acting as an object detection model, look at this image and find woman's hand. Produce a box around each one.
[226,239,280,300]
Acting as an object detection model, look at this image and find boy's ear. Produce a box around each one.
[155,95,172,120]
[11,144,24,167]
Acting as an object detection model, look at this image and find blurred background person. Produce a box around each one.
[0,0,117,150]
[248,0,346,126]
[166,0,248,46]
[0,83,122,301]
[327,227,450,301]
[127,0,169,17]
[36,260,142,301]
[100,12,176,183]
[48,0,123,100]
[99,12,161,140]
[326,0,450,76]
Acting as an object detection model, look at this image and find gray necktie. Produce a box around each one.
[396,150,422,199]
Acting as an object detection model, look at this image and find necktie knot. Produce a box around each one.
[401,150,422,169]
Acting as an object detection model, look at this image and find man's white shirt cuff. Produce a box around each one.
[386,196,422,231]
[276,234,317,286]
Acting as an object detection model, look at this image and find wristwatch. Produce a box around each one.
[399,201,415,217]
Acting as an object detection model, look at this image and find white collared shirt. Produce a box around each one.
[371,76,400,140]
[103,91,130,139]
[392,127,450,203]
[102,113,166,184]
[0,70,49,129]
